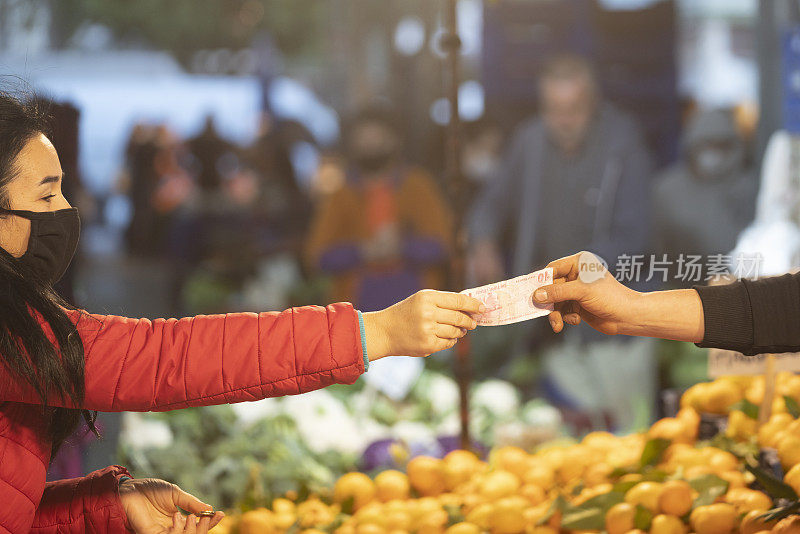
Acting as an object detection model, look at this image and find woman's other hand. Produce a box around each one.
[363,290,484,359]
[120,478,224,534]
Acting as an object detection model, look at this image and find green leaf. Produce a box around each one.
[731,399,761,419]
[560,492,625,531]
[688,473,729,493]
[537,495,568,526]
[689,474,729,508]
[642,469,669,482]
[758,502,800,523]
[745,462,800,500]
[577,491,626,510]
[613,480,640,494]
[633,505,653,530]
[610,466,636,479]
[640,438,671,468]
[339,496,355,516]
[561,507,606,530]
[444,504,465,527]
[706,434,760,459]
[286,520,303,534]
[785,396,800,418]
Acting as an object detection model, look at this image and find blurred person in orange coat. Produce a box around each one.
[306,105,453,394]
[306,105,453,312]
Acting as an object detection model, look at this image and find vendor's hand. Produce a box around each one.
[532,251,640,335]
[532,251,705,343]
[120,478,224,534]
[363,290,484,359]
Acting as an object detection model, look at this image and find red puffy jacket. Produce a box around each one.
[0,303,365,533]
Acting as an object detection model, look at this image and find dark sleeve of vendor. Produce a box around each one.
[694,272,800,356]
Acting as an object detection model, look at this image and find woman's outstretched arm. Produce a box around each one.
[0,291,482,410]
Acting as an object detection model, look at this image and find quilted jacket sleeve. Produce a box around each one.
[30,466,131,533]
[1,303,366,411]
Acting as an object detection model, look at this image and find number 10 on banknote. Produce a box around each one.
[461,268,554,326]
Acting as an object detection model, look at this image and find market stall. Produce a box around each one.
[205,372,800,534]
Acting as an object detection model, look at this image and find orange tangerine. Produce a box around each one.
[724,487,771,513]
[704,379,742,414]
[375,470,410,502]
[274,512,297,530]
[523,463,555,488]
[658,480,693,517]
[491,446,530,477]
[689,503,738,534]
[520,483,547,506]
[624,482,663,514]
[650,514,686,534]
[489,496,527,534]
[239,509,276,534]
[407,456,446,497]
[649,417,693,444]
[739,509,778,534]
[785,463,800,496]
[443,451,479,491]
[464,503,492,529]
[779,434,800,469]
[334,472,376,512]
[479,470,520,501]
[605,502,635,534]
[444,523,481,534]
[772,516,800,534]
[583,462,613,486]
[273,498,295,514]
[717,470,746,490]
[356,524,385,534]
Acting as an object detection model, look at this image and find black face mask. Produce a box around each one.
[354,151,395,174]
[3,208,80,285]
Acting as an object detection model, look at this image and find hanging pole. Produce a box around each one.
[440,0,472,450]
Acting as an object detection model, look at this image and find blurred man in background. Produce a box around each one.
[653,108,757,278]
[467,54,655,432]
[468,53,653,285]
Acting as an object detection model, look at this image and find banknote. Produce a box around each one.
[461,268,554,326]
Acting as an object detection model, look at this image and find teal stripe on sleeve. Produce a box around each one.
[357,310,369,371]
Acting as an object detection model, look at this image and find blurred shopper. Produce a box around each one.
[467,54,655,431]
[187,115,235,192]
[468,54,653,283]
[306,105,453,311]
[461,118,506,209]
[123,123,160,256]
[653,109,756,271]
[0,91,480,534]
[125,124,194,257]
[244,114,311,254]
[306,105,453,398]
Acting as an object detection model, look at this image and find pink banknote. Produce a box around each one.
[461,268,554,326]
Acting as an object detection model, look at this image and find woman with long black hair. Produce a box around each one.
[0,91,482,534]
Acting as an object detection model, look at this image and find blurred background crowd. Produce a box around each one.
[3,0,799,505]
